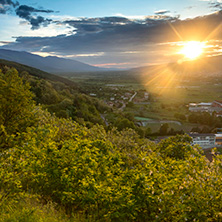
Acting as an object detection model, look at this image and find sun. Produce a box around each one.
[179,41,205,60]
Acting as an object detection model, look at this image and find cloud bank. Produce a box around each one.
[1,2,222,67]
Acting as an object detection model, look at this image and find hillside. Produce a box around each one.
[0,49,106,73]
[0,60,112,126]
[0,59,77,87]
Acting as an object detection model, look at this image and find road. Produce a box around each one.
[119,91,137,111]
[129,92,137,102]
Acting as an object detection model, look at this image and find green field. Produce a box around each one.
[65,70,222,133]
[67,71,222,103]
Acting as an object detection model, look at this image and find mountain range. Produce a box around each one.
[0,48,222,79]
[131,55,222,79]
[0,49,105,74]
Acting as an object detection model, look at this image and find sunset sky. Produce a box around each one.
[0,0,222,68]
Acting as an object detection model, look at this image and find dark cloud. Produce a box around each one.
[15,5,54,29]
[62,15,179,36]
[154,10,170,15]
[62,17,135,35]
[0,0,19,14]
[0,0,19,7]
[209,2,222,11]
[2,12,222,67]
[16,5,54,16]
[0,1,55,29]
[185,6,195,10]
[0,8,6,14]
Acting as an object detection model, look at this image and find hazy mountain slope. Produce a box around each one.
[0,49,105,73]
[131,55,222,78]
[0,59,77,87]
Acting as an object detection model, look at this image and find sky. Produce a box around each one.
[0,0,222,68]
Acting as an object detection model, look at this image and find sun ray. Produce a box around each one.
[204,21,222,42]
[167,21,183,41]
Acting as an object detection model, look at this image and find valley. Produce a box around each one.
[1,2,222,221]
[66,68,222,137]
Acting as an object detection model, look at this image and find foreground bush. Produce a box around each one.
[1,68,222,221]
[1,115,222,221]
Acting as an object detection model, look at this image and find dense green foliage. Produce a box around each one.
[188,112,222,128]
[30,77,109,126]
[1,69,222,221]
[0,68,36,149]
[0,61,111,126]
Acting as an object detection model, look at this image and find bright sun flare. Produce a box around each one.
[180,41,205,60]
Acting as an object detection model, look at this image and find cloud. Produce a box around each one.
[209,2,222,10]
[0,0,19,14]
[185,6,196,10]
[154,10,170,15]
[0,1,55,29]
[62,16,134,35]
[94,62,131,68]
[200,0,222,10]
[16,5,54,16]
[1,12,222,67]
[0,0,19,7]
[61,15,179,37]
[15,5,55,29]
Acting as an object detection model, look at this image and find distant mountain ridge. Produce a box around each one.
[0,59,77,87]
[131,55,222,77]
[0,49,105,73]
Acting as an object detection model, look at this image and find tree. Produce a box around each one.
[159,123,169,135]
[124,112,135,121]
[188,113,198,123]
[0,68,35,149]
[174,113,186,121]
[145,126,152,137]
[168,128,176,135]
[190,126,201,133]
[126,101,134,108]
[156,134,195,160]
[114,118,135,131]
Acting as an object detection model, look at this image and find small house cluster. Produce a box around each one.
[189,100,222,116]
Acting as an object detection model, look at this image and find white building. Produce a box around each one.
[189,103,212,112]
[189,133,216,149]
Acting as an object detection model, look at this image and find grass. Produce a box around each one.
[0,194,90,222]
[135,116,154,121]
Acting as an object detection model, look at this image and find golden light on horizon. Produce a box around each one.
[179,41,205,60]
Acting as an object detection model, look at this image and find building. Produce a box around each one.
[144,92,149,100]
[189,102,212,112]
[211,100,222,108]
[215,134,222,146]
[189,133,216,149]
[188,101,222,114]
[210,101,222,113]
[215,111,222,118]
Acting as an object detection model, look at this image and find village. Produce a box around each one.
[188,100,222,117]
[88,84,222,149]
